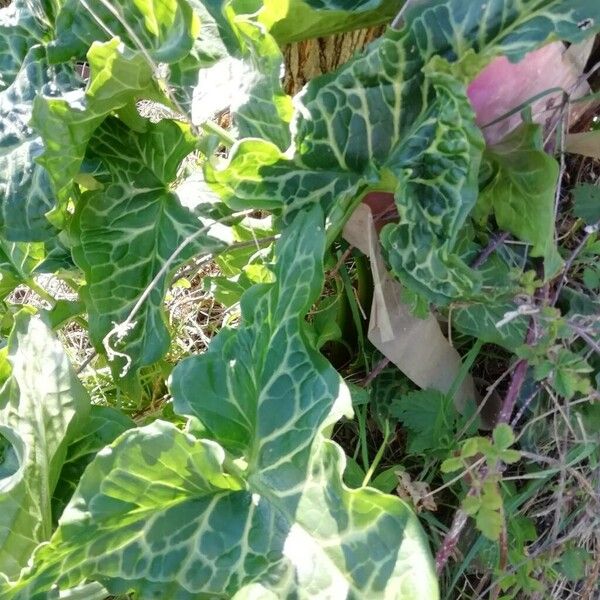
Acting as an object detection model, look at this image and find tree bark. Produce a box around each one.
[283,26,385,96]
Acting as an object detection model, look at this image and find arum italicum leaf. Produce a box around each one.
[226,7,293,150]
[47,0,231,111]
[0,241,45,300]
[71,117,227,383]
[0,312,90,580]
[47,0,199,65]
[31,37,166,213]
[0,0,50,93]
[0,45,81,241]
[30,0,230,214]
[5,207,438,599]
[208,0,600,304]
[267,0,404,44]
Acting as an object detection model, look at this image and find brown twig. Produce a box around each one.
[471,232,510,269]
[497,284,543,424]
[330,246,354,278]
[435,508,469,574]
[496,358,530,424]
[361,356,390,387]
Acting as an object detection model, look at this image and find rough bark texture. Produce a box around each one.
[283,25,386,96]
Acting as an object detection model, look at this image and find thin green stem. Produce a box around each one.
[357,405,370,473]
[201,120,237,148]
[26,279,56,308]
[362,421,390,487]
[447,338,483,403]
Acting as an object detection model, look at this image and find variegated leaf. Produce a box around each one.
[0,241,45,299]
[31,37,165,210]
[0,0,51,93]
[71,117,227,384]
[0,46,81,241]
[0,312,90,580]
[208,0,600,304]
[5,207,438,599]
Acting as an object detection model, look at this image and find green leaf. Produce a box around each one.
[268,0,404,44]
[0,0,51,93]
[583,267,600,291]
[573,183,600,225]
[71,118,227,384]
[492,424,515,451]
[210,0,600,304]
[7,207,438,598]
[0,46,81,241]
[371,466,401,494]
[0,312,90,579]
[461,495,481,516]
[8,421,245,597]
[51,406,134,525]
[225,4,293,150]
[440,456,463,473]
[476,124,560,262]
[476,506,503,541]
[0,241,45,299]
[558,547,591,582]
[500,449,521,464]
[370,367,414,427]
[401,0,600,63]
[343,455,366,488]
[453,302,528,351]
[171,206,350,459]
[461,437,480,458]
[31,37,165,212]
[387,390,456,454]
[48,0,198,65]
[42,300,85,330]
[48,0,232,113]
[546,348,593,399]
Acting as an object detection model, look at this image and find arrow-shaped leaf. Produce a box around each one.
[71,117,226,383]
[5,207,438,599]
[208,0,600,304]
[0,312,90,580]
[0,46,81,241]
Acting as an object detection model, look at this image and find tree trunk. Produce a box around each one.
[283,26,385,96]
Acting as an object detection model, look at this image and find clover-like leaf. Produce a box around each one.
[492,424,515,451]
[0,312,90,579]
[6,207,438,599]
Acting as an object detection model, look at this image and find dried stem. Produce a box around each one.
[361,356,390,387]
[471,232,510,269]
[435,509,469,574]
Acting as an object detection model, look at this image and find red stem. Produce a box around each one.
[435,509,468,574]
